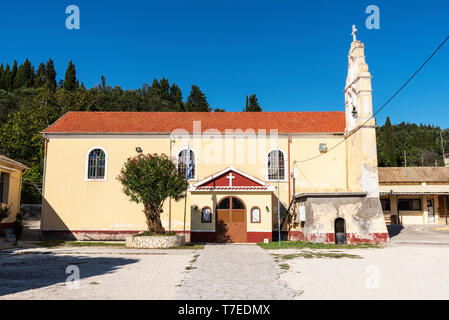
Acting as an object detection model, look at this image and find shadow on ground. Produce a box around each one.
[0,250,138,296]
[387,225,404,238]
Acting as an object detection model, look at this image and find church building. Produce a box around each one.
[40,29,389,244]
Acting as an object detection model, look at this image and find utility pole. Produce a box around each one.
[440,130,446,166]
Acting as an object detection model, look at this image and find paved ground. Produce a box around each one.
[176,244,299,300]
[388,224,449,245]
[0,247,197,300]
[274,227,449,299]
[1,226,449,300]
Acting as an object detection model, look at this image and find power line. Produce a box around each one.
[296,35,449,164]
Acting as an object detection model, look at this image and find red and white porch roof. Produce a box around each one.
[189,167,275,192]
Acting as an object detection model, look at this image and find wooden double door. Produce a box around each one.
[216,196,247,243]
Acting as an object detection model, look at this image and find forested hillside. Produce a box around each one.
[0,59,213,202]
[377,117,448,167]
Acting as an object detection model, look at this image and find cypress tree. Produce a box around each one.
[384,117,397,166]
[11,60,18,89]
[0,64,4,90]
[159,78,170,101]
[169,83,183,106]
[245,94,262,112]
[4,64,12,91]
[150,79,160,97]
[34,63,46,88]
[45,59,57,91]
[22,59,34,88]
[186,85,210,112]
[63,60,77,91]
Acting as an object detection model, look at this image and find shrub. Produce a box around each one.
[117,153,187,234]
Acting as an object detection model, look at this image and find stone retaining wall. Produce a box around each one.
[125,235,185,248]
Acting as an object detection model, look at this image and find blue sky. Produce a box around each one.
[1,0,448,127]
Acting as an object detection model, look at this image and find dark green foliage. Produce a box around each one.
[245,94,262,112]
[377,118,448,167]
[117,153,187,233]
[0,58,212,203]
[13,213,23,243]
[186,85,210,111]
[383,117,397,166]
[45,59,57,91]
[63,60,77,91]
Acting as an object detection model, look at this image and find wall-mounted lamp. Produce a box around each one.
[319,143,328,153]
[136,147,143,153]
[351,107,358,118]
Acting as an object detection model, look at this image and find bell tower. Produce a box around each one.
[344,25,380,198]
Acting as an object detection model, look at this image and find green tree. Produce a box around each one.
[245,94,261,112]
[159,78,170,101]
[63,60,77,91]
[11,60,18,89]
[34,63,46,88]
[45,59,57,91]
[383,117,397,166]
[117,153,187,234]
[186,85,210,112]
[169,83,183,107]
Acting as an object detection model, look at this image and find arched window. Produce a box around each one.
[201,207,212,223]
[177,149,196,179]
[87,148,107,180]
[251,207,261,223]
[267,150,285,180]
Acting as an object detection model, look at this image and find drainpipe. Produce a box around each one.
[40,133,49,240]
[169,133,175,232]
[444,195,448,225]
[288,136,292,202]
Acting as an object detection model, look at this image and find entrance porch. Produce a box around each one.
[188,167,276,243]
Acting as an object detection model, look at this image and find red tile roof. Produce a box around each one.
[43,111,346,134]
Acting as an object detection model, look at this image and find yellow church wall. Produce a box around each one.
[41,133,349,238]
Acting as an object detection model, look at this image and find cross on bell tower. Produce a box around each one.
[351,25,357,42]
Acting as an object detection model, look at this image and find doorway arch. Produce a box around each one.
[335,218,347,244]
[216,196,247,243]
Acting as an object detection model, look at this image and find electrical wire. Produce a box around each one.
[296,36,449,164]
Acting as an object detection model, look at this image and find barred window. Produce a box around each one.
[267,150,285,180]
[177,149,195,179]
[88,149,106,180]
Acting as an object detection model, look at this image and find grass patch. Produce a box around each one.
[185,266,197,271]
[273,251,362,260]
[258,240,378,250]
[279,263,290,270]
[38,241,125,248]
[190,254,200,263]
[133,231,176,237]
[168,244,205,250]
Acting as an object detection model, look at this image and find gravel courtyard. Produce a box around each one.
[1,227,449,300]
[0,246,197,300]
